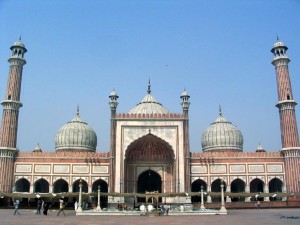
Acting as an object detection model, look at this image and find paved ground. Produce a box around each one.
[1,208,300,225]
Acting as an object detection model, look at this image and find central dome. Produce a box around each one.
[201,110,243,152]
[128,81,170,114]
[55,110,97,152]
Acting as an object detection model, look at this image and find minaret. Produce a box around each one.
[272,39,300,148]
[0,39,27,193]
[109,89,119,192]
[271,39,300,194]
[180,89,191,192]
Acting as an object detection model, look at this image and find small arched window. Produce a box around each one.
[8,95,11,100]
[287,94,290,100]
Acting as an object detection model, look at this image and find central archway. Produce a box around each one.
[124,133,175,193]
[138,170,162,193]
[137,169,162,202]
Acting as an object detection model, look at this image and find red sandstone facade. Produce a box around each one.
[0,39,300,208]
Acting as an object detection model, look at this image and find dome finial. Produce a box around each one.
[19,35,22,41]
[219,104,222,116]
[77,105,80,116]
[147,78,151,94]
[276,34,279,41]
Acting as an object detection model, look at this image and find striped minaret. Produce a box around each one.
[180,89,190,192]
[271,39,300,194]
[0,39,27,193]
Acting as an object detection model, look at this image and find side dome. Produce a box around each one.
[128,81,170,114]
[55,111,97,152]
[201,110,243,152]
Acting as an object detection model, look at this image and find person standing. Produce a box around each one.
[57,199,65,216]
[256,200,261,209]
[43,202,50,215]
[13,200,20,215]
[74,201,78,211]
[36,198,42,215]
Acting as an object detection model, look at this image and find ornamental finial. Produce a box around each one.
[147,78,151,94]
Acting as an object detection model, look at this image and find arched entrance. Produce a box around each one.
[15,178,30,192]
[138,169,162,193]
[124,133,175,194]
[211,179,226,202]
[73,179,88,193]
[92,179,108,208]
[137,169,162,202]
[269,178,283,201]
[230,179,245,202]
[191,179,207,203]
[250,178,264,201]
[34,179,49,193]
[53,179,69,193]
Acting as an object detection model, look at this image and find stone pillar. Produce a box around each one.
[49,185,53,193]
[77,179,83,212]
[96,185,101,211]
[220,182,227,213]
[264,185,270,202]
[282,184,287,201]
[207,185,212,203]
[200,186,205,210]
[30,185,34,193]
[226,185,231,202]
[245,185,251,202]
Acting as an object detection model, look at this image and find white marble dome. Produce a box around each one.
[128,82,170,114]
[201,111,243,152]
[55,112,97,152]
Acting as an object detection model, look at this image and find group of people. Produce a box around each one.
[139,203,170,215]
[35,198,52,215]
[13,198,65,216]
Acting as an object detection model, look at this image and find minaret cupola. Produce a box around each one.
[109,89,119,112]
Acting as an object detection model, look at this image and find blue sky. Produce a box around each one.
[0,0,300,152]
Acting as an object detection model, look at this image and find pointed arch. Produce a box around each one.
[72,179,88,193]
[34,178,49,193]
[269,178,283,201]
[191,179,207,203]
[211,179,226,202]
[15,178,30,192]
[125,133,175,163]
[250,178,264,201]
[53,179,69,193]
[230,178,246,202]
[92,179,109,208]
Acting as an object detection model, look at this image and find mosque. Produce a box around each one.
[0,38,299,208]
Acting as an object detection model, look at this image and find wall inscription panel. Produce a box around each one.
[267,164,283,173]
[16,164,32,173]
[211,165,226,173]
[249,165,264,173]
[230,165,245,173]
[191,166,207,173]
[53,165,69,174]
[35,165,51,173]
[73,165,89,173]
[92,166,108,173]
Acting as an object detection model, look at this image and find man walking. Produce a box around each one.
[13,200,20,215]
[57,198,66,216]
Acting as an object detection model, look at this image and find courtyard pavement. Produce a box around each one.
[0,208,299,225]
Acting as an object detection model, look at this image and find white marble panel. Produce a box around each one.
[92,165,108,173]
[230,165,245,173]
[73,165,89,173]
[16,164,32,173]
[35,165,51,173]
[267,164,283,173]
[53,165,69,173]
[249,165,264,173]
[211,165,226,173]
[191,165,207,173]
